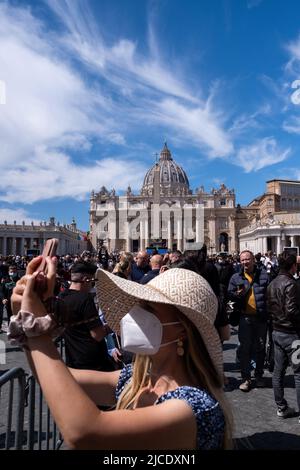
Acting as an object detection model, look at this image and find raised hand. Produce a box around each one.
[11,256,57,315]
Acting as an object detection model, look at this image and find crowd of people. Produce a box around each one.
[3,244,300,449]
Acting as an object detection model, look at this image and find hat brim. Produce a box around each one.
[96,269,223,379]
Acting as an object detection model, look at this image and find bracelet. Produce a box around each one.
[7,310,65,347]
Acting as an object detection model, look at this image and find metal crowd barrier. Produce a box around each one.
[0,338,65,450]
[0,367,26,450]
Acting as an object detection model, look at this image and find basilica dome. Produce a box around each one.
[141,143,190,197]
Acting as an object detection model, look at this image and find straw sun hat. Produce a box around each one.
[96,267,223,378]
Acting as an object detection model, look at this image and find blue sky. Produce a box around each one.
[1,0,300,230]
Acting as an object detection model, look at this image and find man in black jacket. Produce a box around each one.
[140,254,163,284]
[59,261,115,372]
[228,250,269,392]
[267,252,300,420]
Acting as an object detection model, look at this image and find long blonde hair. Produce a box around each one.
[116,355,152,410]
[113,259,130,277]
[116,306,233,449]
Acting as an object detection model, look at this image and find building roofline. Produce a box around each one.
[247,194,264,206]
[247,191,280,206]
[267,179,300,184]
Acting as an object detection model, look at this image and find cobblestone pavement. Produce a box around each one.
[224,327,300,449]
[1,323,300,450]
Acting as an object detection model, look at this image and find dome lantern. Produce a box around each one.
[159,142,172,161]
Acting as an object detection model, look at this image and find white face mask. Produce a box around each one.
[120,305,180,355]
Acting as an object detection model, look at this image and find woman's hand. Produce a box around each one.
[21,271,47,317]
[11,256,57,315]
[111,348,123,364]
[159,265,169,274]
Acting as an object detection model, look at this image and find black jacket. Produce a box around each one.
[139,269,160,285]
[228,266,269,321]
[267,271,300,335]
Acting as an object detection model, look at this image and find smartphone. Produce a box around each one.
[37,238,59,274]
[34,238,58,295]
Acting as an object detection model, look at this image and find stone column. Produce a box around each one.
[281,234,286,250]
[167,219,172,251]
[140,220,145,251]
[144,216,149,249]
[126,221,131,252]
[2,237,7,256]
[290,235,295,247]
[208,216,216,254]
[196,218,201,244]
[12,237,17,255]
[177,218,183,252]
[276,236,281,255]
[229,216,236,253]
[20,237,25,256]
[262,237,268,254]
[259,237,263,254]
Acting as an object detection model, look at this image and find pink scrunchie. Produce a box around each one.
[7,310,65,347]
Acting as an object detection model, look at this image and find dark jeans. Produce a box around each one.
[272,330,300,411]
[238,315,267,380]
[5,302,12,323]
[0,302,3,329]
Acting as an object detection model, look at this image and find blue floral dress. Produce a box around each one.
[115,364,225,449]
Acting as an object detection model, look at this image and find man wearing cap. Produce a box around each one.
[59,261,115,372]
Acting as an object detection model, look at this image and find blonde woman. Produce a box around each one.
[10,257,233,450]
[112,259,131,279]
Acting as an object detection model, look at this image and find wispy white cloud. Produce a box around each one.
[286,35,300,61]
[247,0,263,9]
[0,208,40,225]
[212,177,226,186]
[0,2,125,167]
[291,169,300,180]
[151,98,233,157]
[0,0,288,215]
[229,104,272,136]
[0,0,236,207]
[47,0,199,103]
[44,0,235,157]
[0,148,147,204]
[236,137,291,172]
[285,34,300,74]
[281,35,300,133]
[283,116,300,134]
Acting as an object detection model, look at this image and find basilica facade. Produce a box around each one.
[89,144,245,254]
